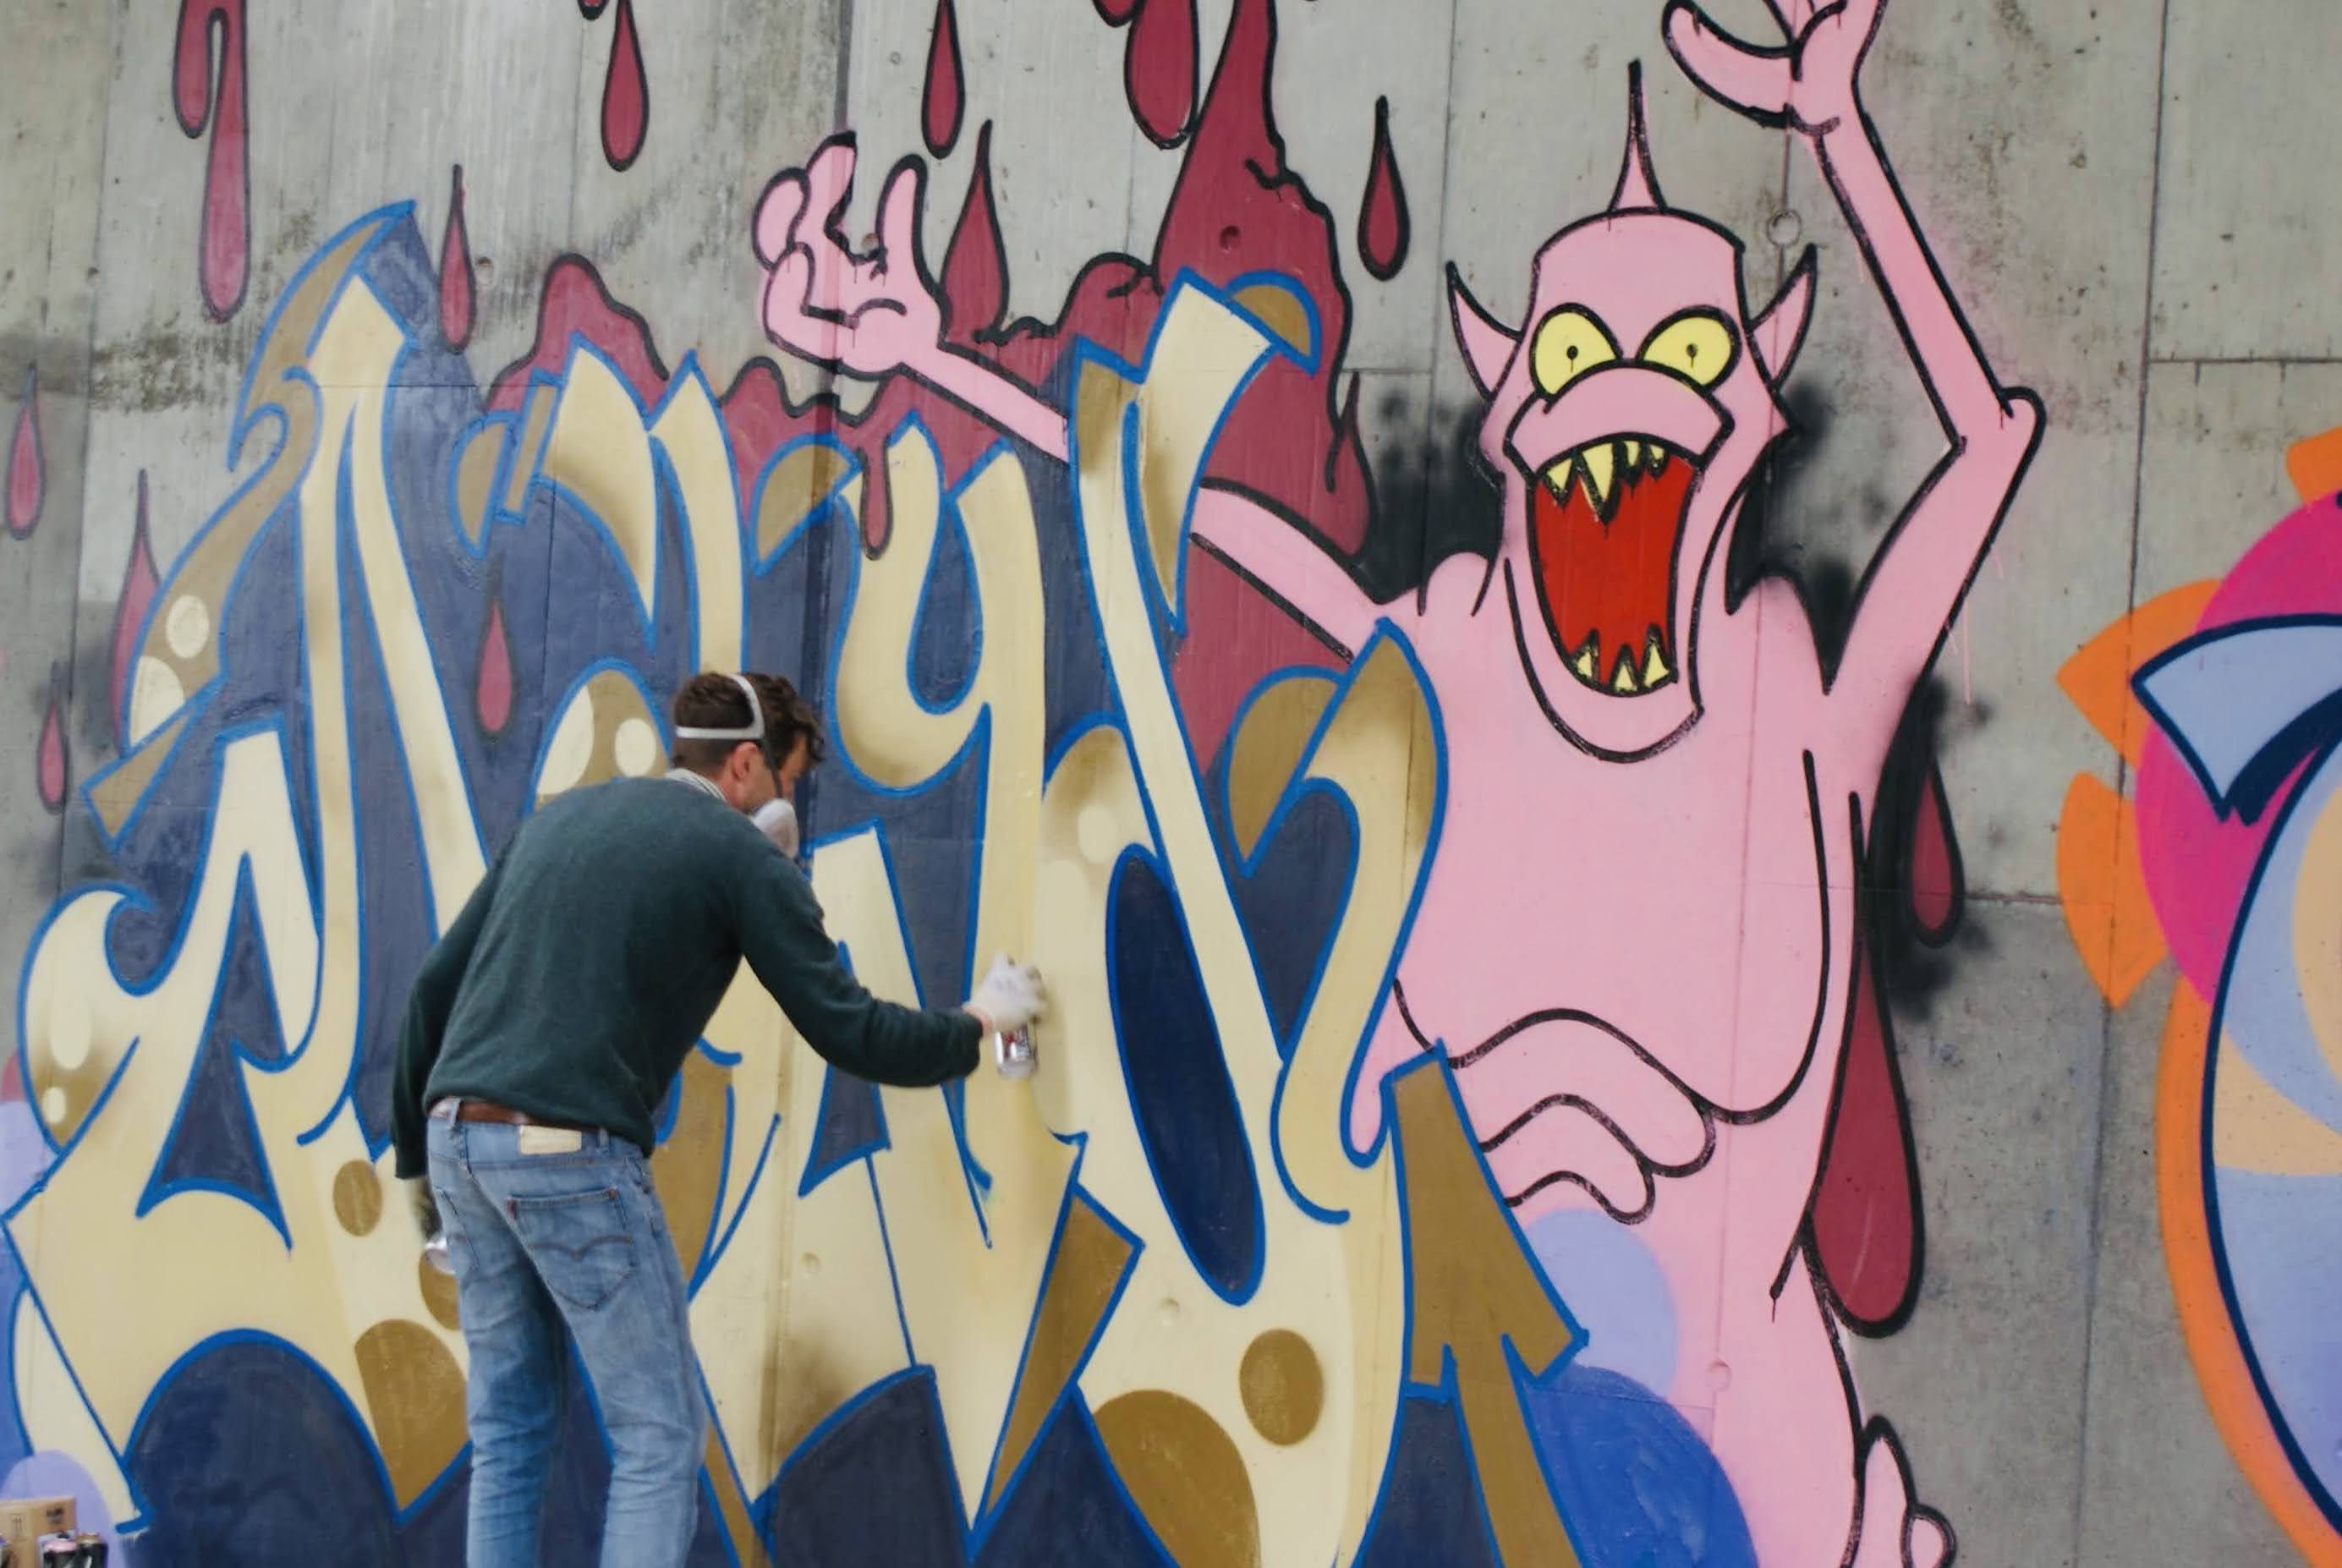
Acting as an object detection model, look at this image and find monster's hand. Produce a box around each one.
[1663,0,1880,140]
[754,138,945,381]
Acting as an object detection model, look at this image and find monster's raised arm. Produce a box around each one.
[754,137,1378,655]
[1665,0,2042,710]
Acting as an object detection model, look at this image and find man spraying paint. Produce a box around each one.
[387,669,1047,1567]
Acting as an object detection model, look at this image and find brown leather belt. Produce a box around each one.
[436,1098,573,1129]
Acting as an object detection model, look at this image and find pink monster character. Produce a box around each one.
[751,0,2040,1561]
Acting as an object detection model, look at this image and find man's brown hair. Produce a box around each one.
[669,672,826,775]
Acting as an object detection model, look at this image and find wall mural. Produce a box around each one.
[2057,427,2342,1568]
[3,0,2043,1561]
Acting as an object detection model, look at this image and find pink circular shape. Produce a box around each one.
[2134,496,2342,998]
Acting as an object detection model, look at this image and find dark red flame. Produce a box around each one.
[110,474,162,744]
[1094,0,1138,22]
[1810,947,1918,1331]
[475,595,515,737]
[922,0,965,159]
[36,685,67,814]
[601,0,649,172]
[8,366,42,538]
[439,165,477,351]
[1907,761,1960,940]
[172,0,251,321]
[1126,0,1198,147]
[941,124,1006,344]
[1357,95,1410,281]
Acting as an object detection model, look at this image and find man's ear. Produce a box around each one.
[1752,245,1816,385]
[1449,263,1519,398]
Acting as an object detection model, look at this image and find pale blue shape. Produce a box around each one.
[1526,1208,1677,1396]
[2209,1166,2342,1516]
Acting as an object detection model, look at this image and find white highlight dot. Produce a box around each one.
[47,998,90,1072]
[40,1087,67,1126]
[165,594,211,659]
[614,717,657,777]
[1076,804,1121,867]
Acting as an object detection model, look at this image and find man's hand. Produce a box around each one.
[403,1176,442,1242]
[964,953,1046,1037]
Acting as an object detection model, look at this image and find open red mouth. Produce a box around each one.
[1525,441,1697,694]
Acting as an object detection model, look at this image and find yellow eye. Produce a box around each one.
[1640,311,1737,387]
[1529,308,1619,397]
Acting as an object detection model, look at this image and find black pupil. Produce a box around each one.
[1566,346,1578,361]
[1687,345,1699,359]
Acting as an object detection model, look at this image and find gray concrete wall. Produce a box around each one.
[0,0,2334,1563]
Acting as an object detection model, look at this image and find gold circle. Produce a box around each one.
[418,1253,460,1330]
[1238,1329,1324,1446]
[332,1160,385,1236]
[1094,1390,1260,1568]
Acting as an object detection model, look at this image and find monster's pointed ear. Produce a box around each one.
[1752,245,1816,385]
[1449,263,1518,398]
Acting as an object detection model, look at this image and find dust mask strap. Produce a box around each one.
[672,672,766,745]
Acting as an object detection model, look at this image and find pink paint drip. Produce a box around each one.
[172,0,251,321]
[475,595,515,737]
[7,367,41,536]
[601,0,648,172]
[109,474,162,745]
[36,689,66,814]
[439,166,477,351]
[1908,763,1956,937]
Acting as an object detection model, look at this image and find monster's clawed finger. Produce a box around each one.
[1662,1,1796,121]
[752,173,807,269]
[877,157,930,277]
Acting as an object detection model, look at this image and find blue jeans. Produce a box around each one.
[426,1105,705,1566]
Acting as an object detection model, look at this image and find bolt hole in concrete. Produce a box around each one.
[1767,209,1803,248]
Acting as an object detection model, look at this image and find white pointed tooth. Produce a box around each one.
[1624,438,1642,468]
[1543,458,1576,500]
[1649,446,1670,475]
[1643,639,1670,687]
[1580,443,1615,510]
[1573,640,1599,682]
[1611,654,1640,694]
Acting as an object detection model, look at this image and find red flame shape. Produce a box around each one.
[1126,0,1197,147]
[440,166,477,351]
[110,474,162,745]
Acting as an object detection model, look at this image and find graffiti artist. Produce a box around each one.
[387,670,1048,1566]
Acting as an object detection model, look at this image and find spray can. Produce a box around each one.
[994,1023,1036,1080]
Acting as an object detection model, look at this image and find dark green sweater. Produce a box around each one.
[390,774,980,1179]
